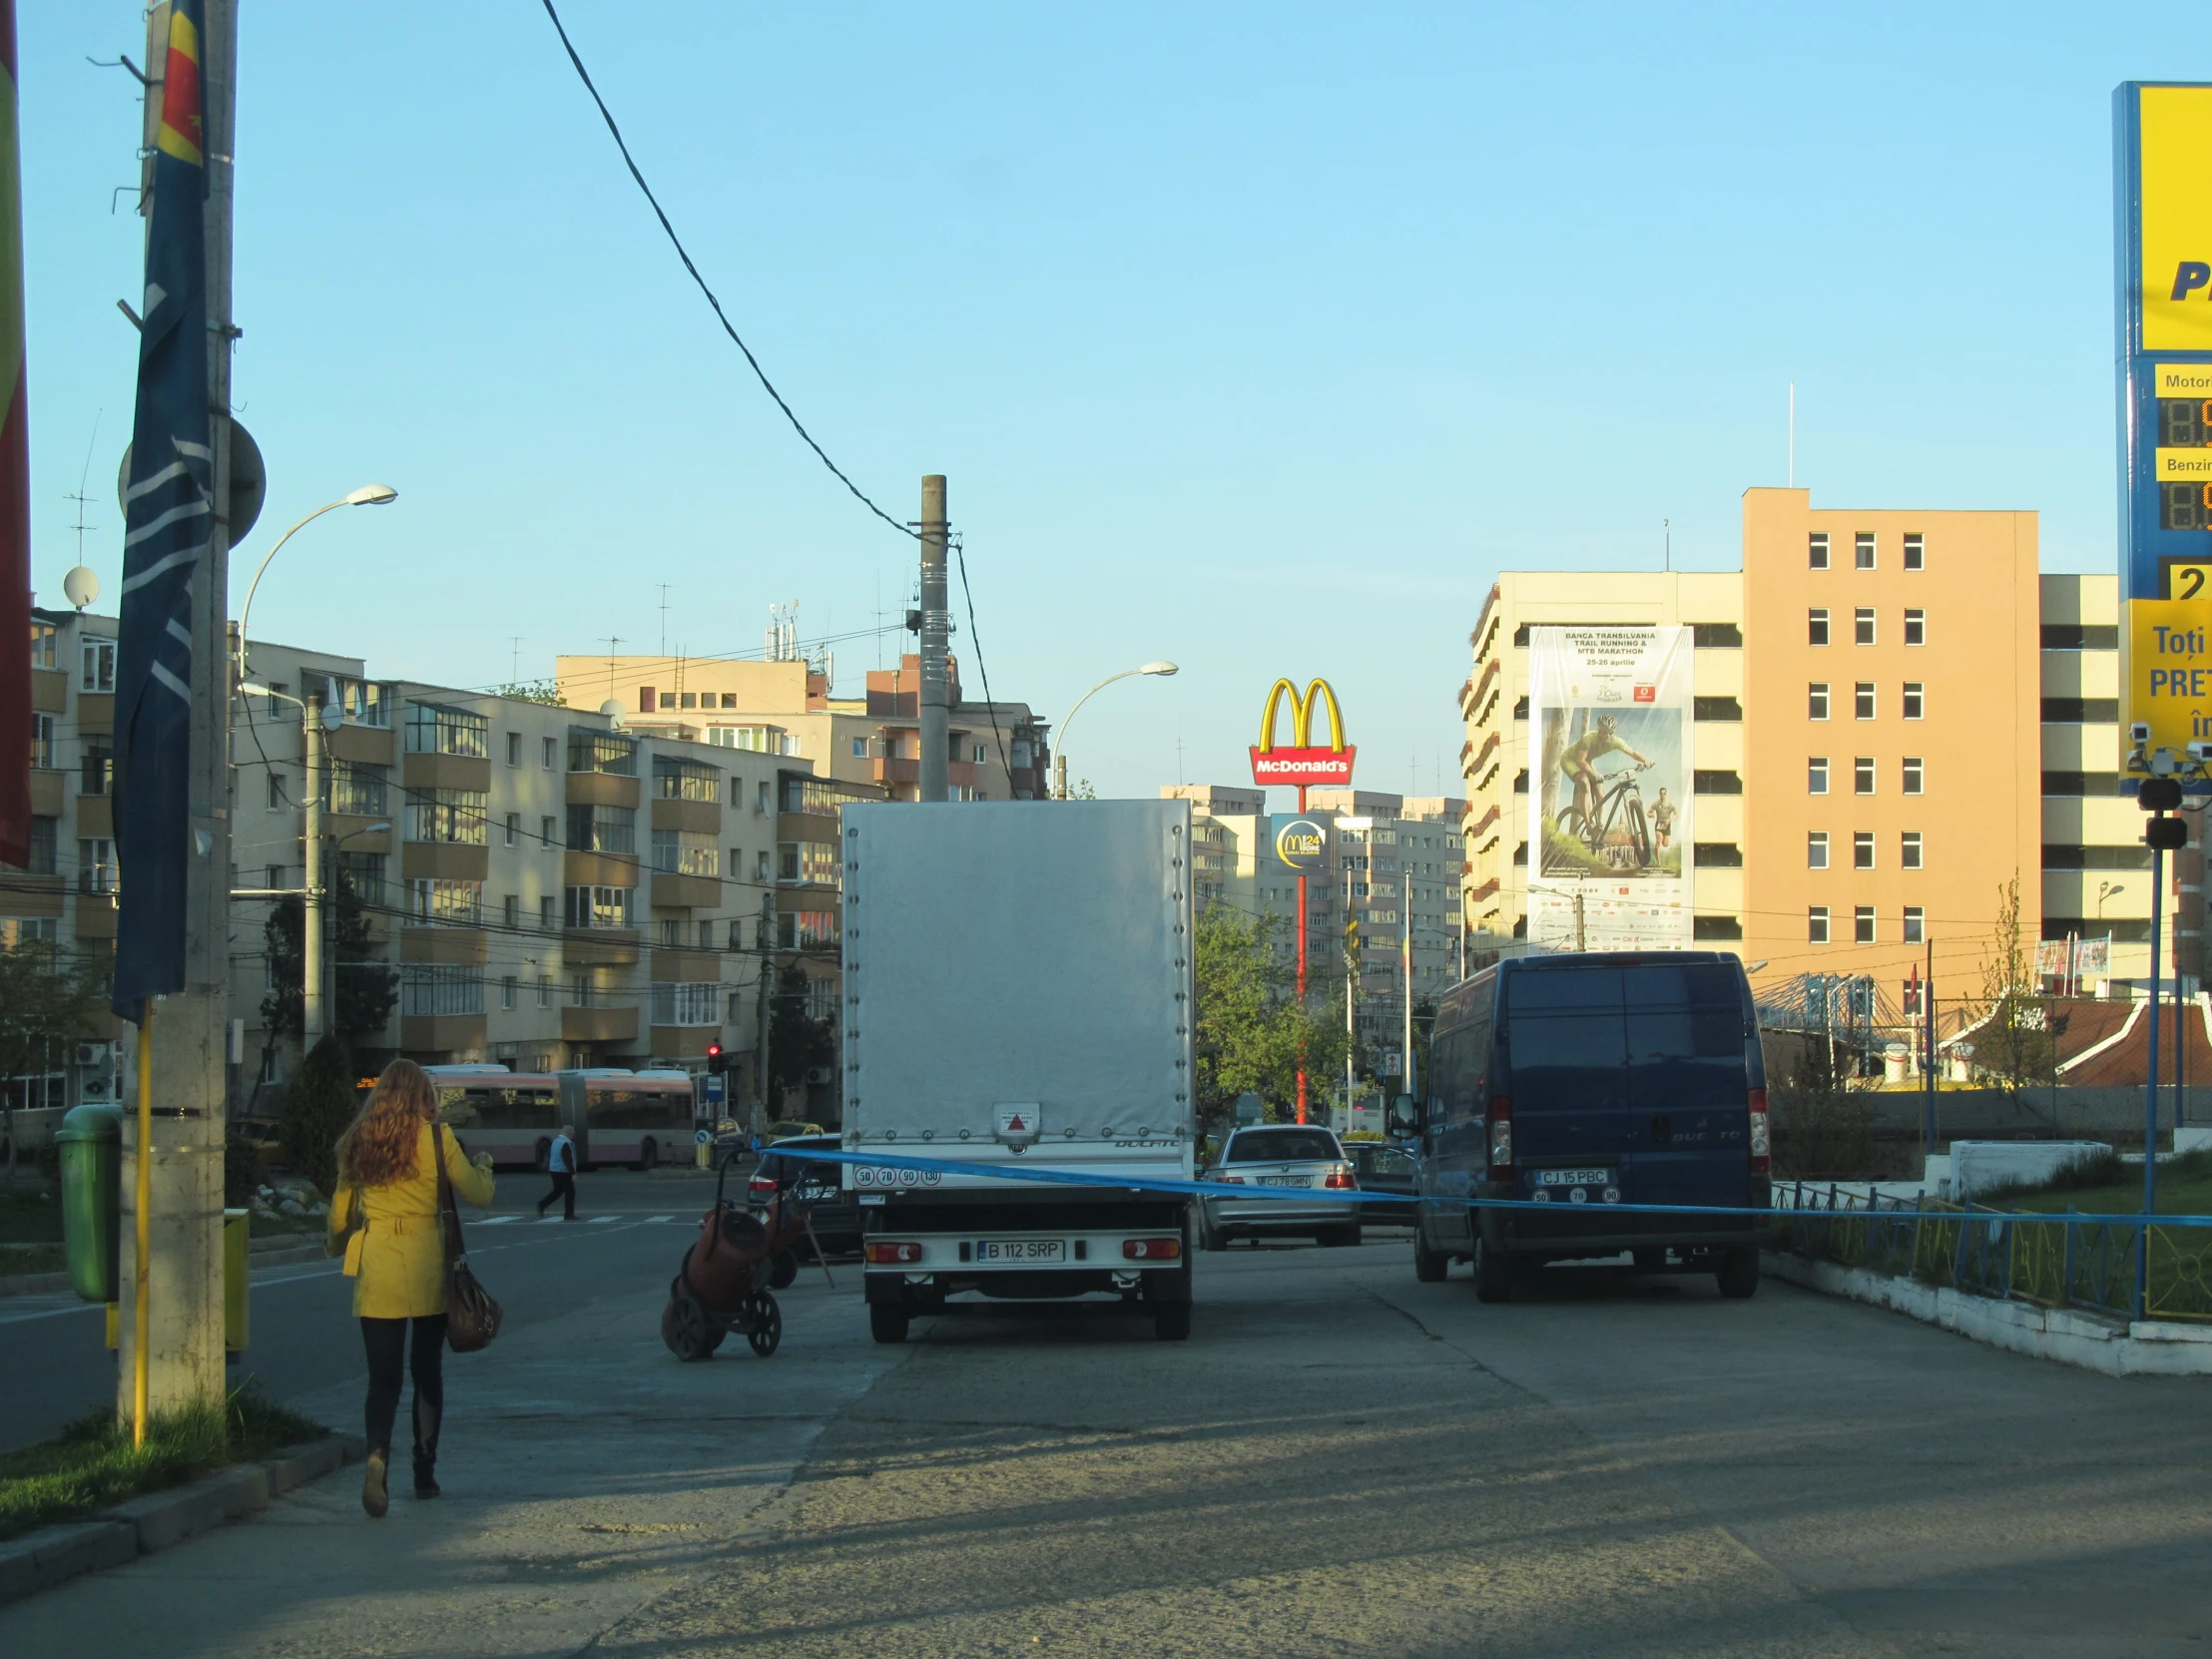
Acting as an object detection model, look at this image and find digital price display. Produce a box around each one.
[2157,391,2212,532]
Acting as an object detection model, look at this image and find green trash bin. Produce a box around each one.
[57,1103,124,1304]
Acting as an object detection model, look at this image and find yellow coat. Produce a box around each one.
[327,1122,496,1320]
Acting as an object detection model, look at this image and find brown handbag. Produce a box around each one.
[434,1125,504,1353]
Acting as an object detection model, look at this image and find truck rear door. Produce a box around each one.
[1501,966,1628,1237]
[1622,961,1753,1235]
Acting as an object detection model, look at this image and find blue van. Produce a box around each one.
[1406,951,1769,1303]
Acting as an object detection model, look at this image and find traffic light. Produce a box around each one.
[706,1043,726,1075]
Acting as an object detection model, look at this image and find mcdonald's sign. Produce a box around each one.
[1249,678,1356,789]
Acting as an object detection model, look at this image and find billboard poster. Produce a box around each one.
[1526,625,1694,952]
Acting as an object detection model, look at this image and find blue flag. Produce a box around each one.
[112,0,210,1020]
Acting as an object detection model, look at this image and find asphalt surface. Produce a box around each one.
[2,1221,2208,1657]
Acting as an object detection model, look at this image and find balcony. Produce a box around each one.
[75,893,117,940]
[651,871,720,910]
[566,770,641,810]
[562,927,640,968]
[650,796,720,835]
[562,1005,638,1044]
[401,840,489,883]
[400,928,486,965]
[31,668,64,714]
[400,1013,487,1055]
[650,947,725,981]
[75,693,113,738]
[329,723,396,767]
[563,849,639,888]
[649,1024,719,1060]
[75,796,114,838]
[29,770,62,816]
[0,871,63,917]
[400,750,489,794]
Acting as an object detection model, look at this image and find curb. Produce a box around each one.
[1764,1250,2212,1377]
[0,1433,364,1607]
[1,1239,330,1300]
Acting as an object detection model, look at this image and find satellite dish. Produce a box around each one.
[598,698,626,728]
[62,566,100,610]
[117,417,267,546]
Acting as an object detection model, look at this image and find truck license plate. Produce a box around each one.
[975,1239,1064,1262]
[1536,1168,1611,1187]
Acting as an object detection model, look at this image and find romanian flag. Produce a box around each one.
[113,0,211,1017]
[0,2,29,872]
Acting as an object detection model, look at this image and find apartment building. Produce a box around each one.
[0,606,126,1112]
[1456,488,2160,998]
[553,652,1052,803]
[230,637,836,1104]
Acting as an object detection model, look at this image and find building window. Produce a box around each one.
[506,731,522,767]
[500,975,517,1011]
[680,692,697,711]
[541,815,557,849]
[1692,771,1743,795]
[756,848,772,881]
[2042,698,2121,725]
[543,736,558,769]
[326,760,388,817]
[711,726,795,755]
[654,758,720,801]
[0,916,59,949]
[1692,695,1744,722]
[80,638,116,693]
[408,789,489,845]
[650,981,722,1026]
[1809,683,1830,721]
[1809,532,1830,570]
[1809,906,1830,944]
[566,803,636,855]
[1903,682,1925,720]
[79,838,117,894]
[267,863,286,892]
[1691,841,1743,867]
[777,909,838,950]
[1904,533,1925,571]
[29,621,56,669]
[1854,757,1876,795]
[639,686,657,713]
[1855,905,1876,943]
[1855,607,1876,646]
[564,884,633,929]
[1902,831,1924,869]
[2041,624,2121,651]
[1855,682,1876,720]
[660,917,684,947]
[1904,905,1925,942]
[1808,831,1830,869]
[1809,608,1830,647]
[30,713,54,769]
[569,972,594,1007]
[1690,622,1743,648]
[404,702,489,758]
[1809,757,1830,795]
[569,729,639,776]
[7,815,57,874]
[406,878,483,925]
[1855,532,1876,570]
[400,964,483,1017]
[537,975,551,1007]
[337,851,384,907]
[504,812,520,847]
[1904,608,1926,646]
[539,894,556,930]
[1854,830,1875,869]
[651,830,719,876]
[503,893,520,929]
[851,737,867,758]
[266,771,286,811]
[1903,757,1924,795]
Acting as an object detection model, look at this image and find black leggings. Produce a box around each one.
[360,1313,447,1467]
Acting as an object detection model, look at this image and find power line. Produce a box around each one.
[537,0,916,543]
[951,534,1013,789]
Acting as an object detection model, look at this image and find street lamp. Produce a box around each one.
[1052,661,1177,799]
[2098,880,2125,919]
[235,485,398,679]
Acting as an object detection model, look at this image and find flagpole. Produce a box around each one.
[132,1006,152,1446]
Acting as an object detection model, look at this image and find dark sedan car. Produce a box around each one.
[1346,1142,1418,1225]
[748,1134,862,1259]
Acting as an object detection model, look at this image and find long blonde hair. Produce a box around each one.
[336,1059,435,1188]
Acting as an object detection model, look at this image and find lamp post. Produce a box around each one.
[243,683,343,1047]
[234,484,397,680]
[1052,661,1177,800]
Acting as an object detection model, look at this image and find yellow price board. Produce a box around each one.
[2126,598,2212,758]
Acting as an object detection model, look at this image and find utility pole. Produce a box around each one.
[754,892,774,1139]
[301,695,324,1047]
[1400,886,1413,1103]
[119,0,236,1424]
[917,475,948,803]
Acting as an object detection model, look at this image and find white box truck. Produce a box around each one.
[841,799,1197,1343]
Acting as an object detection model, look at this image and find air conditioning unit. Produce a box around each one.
[81,1076,112,1100]
[74,1042,112,1068]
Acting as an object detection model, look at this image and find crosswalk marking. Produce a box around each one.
[589,1215,621,1224]
[477,1215,521,1225]
[647,1215,675,1225]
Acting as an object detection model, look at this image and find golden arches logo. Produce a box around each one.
[1256,678,1349,754]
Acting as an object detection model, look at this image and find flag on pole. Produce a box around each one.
[0,1,31,872]
[112,0,211,1019]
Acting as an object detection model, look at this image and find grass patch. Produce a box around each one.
[0,1384,329,1542]
[1989,1148,2212,1219]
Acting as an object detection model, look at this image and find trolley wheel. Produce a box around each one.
[769,1248,799,1290]
[745,1291,783,1357]
[869,1304,909,1345]
[663,1293,723,1361]
[1625,796,1653,866]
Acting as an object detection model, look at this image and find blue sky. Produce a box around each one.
[15,4,2202,804]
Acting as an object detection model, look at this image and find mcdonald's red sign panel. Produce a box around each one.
[1250,678,1355,788]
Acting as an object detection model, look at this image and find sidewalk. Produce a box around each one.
[0,1266,902,1657]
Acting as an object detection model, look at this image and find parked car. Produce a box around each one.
[765,1119,826,1141]
[748,1134,863,1260]
[1198,1125,1363,1250]
[1410,951,1769,1303]
[1346,1142,1417,1224]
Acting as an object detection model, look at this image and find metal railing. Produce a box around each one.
[1773,1181,2212,1325]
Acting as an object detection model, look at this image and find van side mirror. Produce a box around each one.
[1388,1094,1417,1137]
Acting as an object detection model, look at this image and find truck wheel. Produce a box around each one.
[1413,1228,1448,1283]
[1154,1304,1192,1342]
[1715,1246,1761,1300]
[1473,1238,1514,1304]
[869,1305,909,1345]
[770,1249,799,1290]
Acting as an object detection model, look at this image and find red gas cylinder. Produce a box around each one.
[682,1204,769,1313]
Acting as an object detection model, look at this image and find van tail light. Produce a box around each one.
[1324,1166,1358,1190]
[1122,1237,1183,1260]
[1487,1096,1514,1177]
[864,1241,923,1265]
[747,1173,779,1199]
[1215,1174,1245,1184]
[1747,1087,1771,1176]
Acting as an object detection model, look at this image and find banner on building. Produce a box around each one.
[1525,624,1694,952]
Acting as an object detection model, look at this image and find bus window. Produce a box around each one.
[590,1087,691,1129]
[477,1087,558,1129]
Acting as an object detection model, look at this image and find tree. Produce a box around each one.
[259,868,398,1080]
[278,1033,355,1194]
[493,678,563,706]
[1978,873,2056,1101]
[0,940,109,1172]
[1192,905,1348,1132]
[768,965,834,1101]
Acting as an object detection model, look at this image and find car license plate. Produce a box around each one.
[975,1239,1064,1262]
[1256,1175,1308,1187]
[1537,1168,1611,1187]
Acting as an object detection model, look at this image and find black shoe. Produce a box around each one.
[362,1450,389,1518]
[413,1460,440,1499]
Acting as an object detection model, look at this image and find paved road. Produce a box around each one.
[3,1237,2207,1657]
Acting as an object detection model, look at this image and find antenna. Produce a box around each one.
[1663,517,1671,573]
[65,409,103,564]
[510,636,522,683]
[656,584,672,656]
[1788,381,1796,487]
[603,636,623,699]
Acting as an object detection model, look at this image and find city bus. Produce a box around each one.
[419,1066,699,1170]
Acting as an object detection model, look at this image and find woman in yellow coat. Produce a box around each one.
[326,1059,495,1517]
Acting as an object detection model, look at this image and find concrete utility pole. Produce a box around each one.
[118,0,236,1422]
[301,696,324,1046]
[917,475,948,803]
[754,892,774,1137]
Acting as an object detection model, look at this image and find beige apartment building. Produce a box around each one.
[553,651,1052,803]
[1457,487,2161,1001]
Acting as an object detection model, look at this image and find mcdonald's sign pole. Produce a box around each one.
[1252,680,1355,1124]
